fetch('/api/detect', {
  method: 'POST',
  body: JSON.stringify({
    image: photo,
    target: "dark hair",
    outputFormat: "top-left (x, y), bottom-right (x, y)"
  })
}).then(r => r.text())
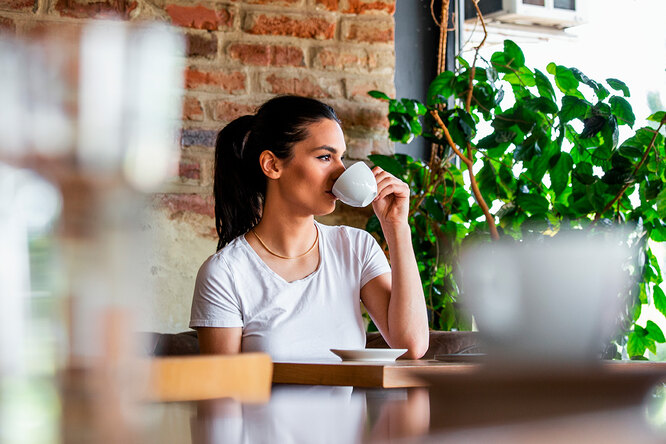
top-left (214, 95), bottom-right (341, 251)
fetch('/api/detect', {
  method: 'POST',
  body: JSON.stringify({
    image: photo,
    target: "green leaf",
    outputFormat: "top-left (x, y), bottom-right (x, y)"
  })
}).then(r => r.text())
top-left (550, 151), bottom-right (573, 195)
top-left (609, 96), bottom-right (636, 127)
top-left (457, 56), bottom-right (470, 69)
top-left (559, 96), bottom-right (590, 122)
top-left (368, 90), bottom-right (390, 100)
top-left (627, 330), bottom-right (649, 358)
top-left (401, 99), bottom-right (419, 117)
top-left (424, 196), bottom-right (445, 222)
top-left (619, 128), bottom-right (656, 159)
top-left (648, 111), bottom-right (666, 123)
top-left (646, 320), bottom-right (666, 343)
top-left (580, 115), bottom-right (606, 139)
top-left (504, 40), bottom-right (525, 68)
top-left (572, 162), bottom-right (596, 185)
top-left (516, 193), bottom-right (549, 214)
top-left (654, 285), bottom-right (666, 319)
top-left (618, 145), bottom-right (643, 159)
top-left (368, 154), bottom-right (406, 178)
top-left (524, 96), bottom-right (558, 114)
top-left (607, 78), bottom-right (630, 97)
top-left (571, 67), bottom-right (609, 100)
top-left (388, 125), bottom-right (411, 144)
top-left (550, 64), bottom-right (580, 95)
top-left (427, 71), bottom-right (455, 106)
top-left (457, 110), bottom-right (477, 139)
top-left (657, 187), bottom-right (666, 219)
top-left (409, 118), bottom-right (423, 135)
top-left (504, 66), bottom-right (535, 87)
top-left (643, 177), bottom-right (662, 201)
top-left (534, 69), bottom-right (555, 100)
top-left (365, 214), bottom-right (381, 233)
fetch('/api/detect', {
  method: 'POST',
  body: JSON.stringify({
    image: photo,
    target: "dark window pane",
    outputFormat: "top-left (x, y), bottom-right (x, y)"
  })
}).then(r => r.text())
top-left (523, 0), bottom-right (545, 5)
top-left (554, 0), bottom-right (575, 10)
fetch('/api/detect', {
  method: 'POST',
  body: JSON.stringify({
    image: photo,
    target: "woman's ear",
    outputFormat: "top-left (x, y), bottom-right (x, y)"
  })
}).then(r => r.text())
top-left (259, 150), bottom-right (282, 179)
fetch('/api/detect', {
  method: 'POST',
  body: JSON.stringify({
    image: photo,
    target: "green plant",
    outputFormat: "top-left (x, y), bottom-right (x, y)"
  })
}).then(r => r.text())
top-left (367, 39), bottom-right (666, 359)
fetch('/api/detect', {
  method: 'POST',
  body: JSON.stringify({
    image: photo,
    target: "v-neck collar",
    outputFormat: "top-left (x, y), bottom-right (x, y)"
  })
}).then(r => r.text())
top-left (240, 222), bottom-right (323, 285)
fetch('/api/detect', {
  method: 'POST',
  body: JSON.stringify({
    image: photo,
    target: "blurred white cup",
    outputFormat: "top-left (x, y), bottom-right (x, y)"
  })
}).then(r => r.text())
top-left (459, 232), bottom-right (634, 364)
top-left (332, 162), bottom-right (377, 207)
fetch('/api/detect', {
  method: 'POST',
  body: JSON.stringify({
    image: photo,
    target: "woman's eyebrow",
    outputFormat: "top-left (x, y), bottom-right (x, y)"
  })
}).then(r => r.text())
top-left (311, 145), bottom-right (344, 155)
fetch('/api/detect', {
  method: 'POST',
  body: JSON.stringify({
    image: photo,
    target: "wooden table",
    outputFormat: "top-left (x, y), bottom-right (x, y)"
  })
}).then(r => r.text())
top-left (273, 359), bottom-right (666, 388)
top-left (272, 359), bottom-right (478, 387)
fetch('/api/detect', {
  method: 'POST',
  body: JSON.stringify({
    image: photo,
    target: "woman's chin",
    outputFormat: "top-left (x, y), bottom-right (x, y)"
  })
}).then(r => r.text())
top-left (315, 202), bottom-right (338, 216)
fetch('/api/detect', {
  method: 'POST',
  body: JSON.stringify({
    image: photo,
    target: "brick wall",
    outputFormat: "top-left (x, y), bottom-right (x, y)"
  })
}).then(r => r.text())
top-left (0, 0), bottom-right (395, 234)
top-left (1, 0), bottom-right (396, 332)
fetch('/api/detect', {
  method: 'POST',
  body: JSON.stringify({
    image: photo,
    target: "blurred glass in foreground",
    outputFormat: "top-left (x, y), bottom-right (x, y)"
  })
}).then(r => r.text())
top-left (0, 19), bottom-right (184, 444)
top-left (459, 230), bottom-right (637, 364)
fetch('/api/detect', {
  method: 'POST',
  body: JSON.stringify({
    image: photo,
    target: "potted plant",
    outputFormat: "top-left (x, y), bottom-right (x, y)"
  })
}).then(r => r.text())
top-left (367, 37), bottom-right (666, 359)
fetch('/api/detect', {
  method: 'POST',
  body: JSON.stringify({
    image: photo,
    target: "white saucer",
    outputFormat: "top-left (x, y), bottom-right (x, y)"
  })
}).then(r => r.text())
top-left (330, 348), bottom-right (408, 362)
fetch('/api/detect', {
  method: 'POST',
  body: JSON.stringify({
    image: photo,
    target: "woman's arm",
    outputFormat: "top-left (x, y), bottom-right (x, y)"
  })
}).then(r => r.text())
top-left (360, 168), bottom-right (429, 359)
top-left (197, 327), bottom-right (242, 354)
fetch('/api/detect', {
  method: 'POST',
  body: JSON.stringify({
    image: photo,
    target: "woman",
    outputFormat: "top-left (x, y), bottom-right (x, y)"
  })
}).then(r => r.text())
top-left (190, 95), bottom-right (429, 360)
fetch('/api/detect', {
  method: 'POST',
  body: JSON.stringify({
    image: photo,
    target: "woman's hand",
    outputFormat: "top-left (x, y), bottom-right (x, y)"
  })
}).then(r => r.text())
top-left (372, 167), bottom-right (410, 227)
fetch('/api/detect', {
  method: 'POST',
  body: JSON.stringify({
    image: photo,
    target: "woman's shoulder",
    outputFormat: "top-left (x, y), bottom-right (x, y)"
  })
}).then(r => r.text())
top-left (198, 235), bottom-right (248, 275)
top-left (317, 222), bottom-right (374, 245)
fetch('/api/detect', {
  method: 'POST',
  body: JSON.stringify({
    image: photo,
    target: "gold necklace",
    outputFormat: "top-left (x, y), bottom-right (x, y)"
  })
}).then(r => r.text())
top-left (251, 226), bottom-right (319, 259)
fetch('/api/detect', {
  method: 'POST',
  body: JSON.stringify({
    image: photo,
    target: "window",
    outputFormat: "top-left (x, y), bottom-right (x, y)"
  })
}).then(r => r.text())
top-left (554, 0), bottom-right (575, 10)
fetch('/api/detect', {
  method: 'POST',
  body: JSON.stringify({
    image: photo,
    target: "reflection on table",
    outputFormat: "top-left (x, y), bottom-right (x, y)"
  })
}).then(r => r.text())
top-left (133, 383), bottom-right (666, 444)
top-left (141, 386), bottom-right (431, 444)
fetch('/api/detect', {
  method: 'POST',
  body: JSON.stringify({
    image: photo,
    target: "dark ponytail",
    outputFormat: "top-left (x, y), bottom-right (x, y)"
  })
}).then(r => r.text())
top-left (213, 95), bottom-right (340, 251)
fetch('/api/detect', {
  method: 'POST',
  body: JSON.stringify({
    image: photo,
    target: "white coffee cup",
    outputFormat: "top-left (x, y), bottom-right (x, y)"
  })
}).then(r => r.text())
top-left (332, 162), bottom-right (377, 207)
top-left (459, 232), bottom-right (634, 364)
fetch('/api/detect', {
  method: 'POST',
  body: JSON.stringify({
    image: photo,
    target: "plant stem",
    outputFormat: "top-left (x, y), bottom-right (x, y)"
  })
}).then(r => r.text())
top-left (593, 122), bottom-right (664, 221)
top-left (431, 110), bottom-right (500, 240)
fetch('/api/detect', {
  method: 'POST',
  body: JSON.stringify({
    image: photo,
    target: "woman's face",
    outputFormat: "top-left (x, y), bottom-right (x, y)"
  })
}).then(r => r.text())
top-left (271, 118), bottom-right (347, 216)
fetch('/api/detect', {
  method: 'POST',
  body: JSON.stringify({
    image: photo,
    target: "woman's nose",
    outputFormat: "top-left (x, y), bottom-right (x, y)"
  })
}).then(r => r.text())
top-left (332, 163), bottom-right (346, 181)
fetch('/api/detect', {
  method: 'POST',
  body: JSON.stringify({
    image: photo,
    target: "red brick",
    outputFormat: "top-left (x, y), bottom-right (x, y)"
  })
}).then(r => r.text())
top-left (0, 16), bottom-right (16, 32)
top-left (313, 47), bottom-right (367, 71)
top-left (342, 18), bottom-right (393, 43)
top-left (345, 137), bottom-right (373, 159)
top-left (314, 0), bottom-right (338, 11)
top-left (158, 193), bottom-right (214, 219)
top-left (166, 4), bottom-right (232, 31)
top-left (186, 32), bottom-right (218, 58)
top-left (371, 138), bottom-right (392, 155)
top-left (263, 73), bottom-right (342, 98)
top-left (55, 0), bottom-right (135, 19)
top-left (367, 48), bottom-right (394, 72)
top-left (345, 77), bottom-right (394, 100)
top-left (183, 96), bottom-right (204, 121)
top-left (229, 43), bottom-right (304, 67)
top-left (181, 129), bottom-right (217, 147)
top-left (344, 137), bottom-right (392, 159)
top-left (179, 160), bottom-right (201, 180)
top-left (212, 100), bottom-right (257, 122)
top-left (335, 103), bottom-right (389, 130)
top-left (229, 43), bottom-right (269, 66)
top-left (272, 46), bottom-right (305, 66)
top-left (243, 0), bottom-right (300, 4)
top-left (185, 68), bottom-right (246, 93)
top-left (245, 13), bottom-right (335, 40)
top-left (0, 0), bottom-right (34, 11)
top-left (342, 0), bottom-right (395, 15)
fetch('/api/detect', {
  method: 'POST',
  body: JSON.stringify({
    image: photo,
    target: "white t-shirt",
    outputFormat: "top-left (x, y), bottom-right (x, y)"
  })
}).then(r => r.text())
top-left (189, 222), bottom-right (391, 361)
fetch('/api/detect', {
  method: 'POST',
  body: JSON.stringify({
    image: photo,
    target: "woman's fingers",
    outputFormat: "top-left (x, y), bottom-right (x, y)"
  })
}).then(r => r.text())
top-left (372, 167), bottom-right (409, 201)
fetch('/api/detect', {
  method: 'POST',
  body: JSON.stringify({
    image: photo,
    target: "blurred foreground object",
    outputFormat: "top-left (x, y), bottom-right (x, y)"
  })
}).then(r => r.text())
top-left (459, 231), bottom-right (636, 364)
top-left (0, 19), bottom-right (184, 444)
top-left (144, 354), bottom-right (273, 403)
